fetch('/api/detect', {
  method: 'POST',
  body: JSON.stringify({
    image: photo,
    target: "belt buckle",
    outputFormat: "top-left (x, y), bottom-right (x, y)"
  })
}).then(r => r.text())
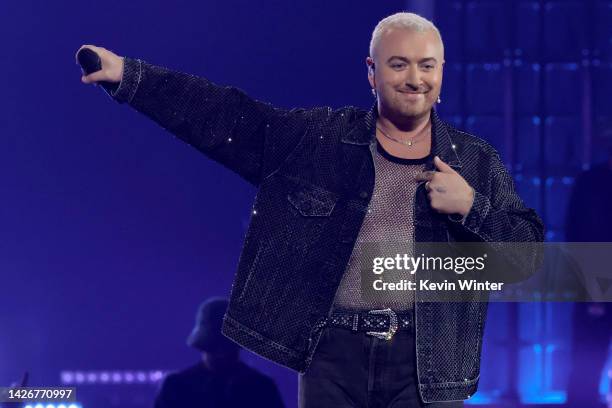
top-left (366, 308), bottom-right (398, 340)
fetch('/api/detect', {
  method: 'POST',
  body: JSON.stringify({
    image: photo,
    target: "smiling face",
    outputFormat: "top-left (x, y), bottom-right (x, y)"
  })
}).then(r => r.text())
top-left (367, 27), bottom-right (444, 123)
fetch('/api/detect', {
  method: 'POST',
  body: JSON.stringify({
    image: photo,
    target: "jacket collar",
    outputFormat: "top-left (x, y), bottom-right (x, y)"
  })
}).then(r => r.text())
top-left (341, 103), bottom-right (462, 170)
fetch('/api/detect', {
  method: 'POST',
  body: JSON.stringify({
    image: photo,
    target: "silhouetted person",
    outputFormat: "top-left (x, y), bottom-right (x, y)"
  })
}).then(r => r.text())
top-left (154, 298), bottom-right (284, 408)
top-left (565, 141), bottom-right (612, 408)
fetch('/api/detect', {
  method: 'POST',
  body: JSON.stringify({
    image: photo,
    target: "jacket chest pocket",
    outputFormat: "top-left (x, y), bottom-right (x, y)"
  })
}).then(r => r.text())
top-left (287, 182), bottom-right (338, 217)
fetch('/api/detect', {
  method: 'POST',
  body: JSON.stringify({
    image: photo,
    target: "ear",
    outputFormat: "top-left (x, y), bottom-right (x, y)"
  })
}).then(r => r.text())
top-left (366, 56), bottom-right (376, 89)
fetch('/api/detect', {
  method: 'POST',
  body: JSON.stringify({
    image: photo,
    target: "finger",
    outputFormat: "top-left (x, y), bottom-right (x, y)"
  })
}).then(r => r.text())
top-left (81, 70), bottom-right (107, 84)
top-left (434, 156), bottom-right (455, 174)
top-left (434, 185), bottom-right (447, 193)
top-left (425, 181), bottom-right (432, 192)
top-left (428, 194), bottom-right (440, 211)
top-left (415, 170), bottom-right (436, 182)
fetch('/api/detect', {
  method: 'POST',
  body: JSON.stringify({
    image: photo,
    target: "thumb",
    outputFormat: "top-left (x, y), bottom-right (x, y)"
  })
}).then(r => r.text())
top-left (434, 156), bottom-right (455, 173)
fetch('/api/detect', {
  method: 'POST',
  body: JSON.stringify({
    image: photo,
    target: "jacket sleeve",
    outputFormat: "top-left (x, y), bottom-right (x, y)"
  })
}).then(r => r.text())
top-left (449, 147), bottom-right (545, 282)
top-left (460, 150), bottom-right (544, 244)
top-left (110, 56), bottom-right (312, 186)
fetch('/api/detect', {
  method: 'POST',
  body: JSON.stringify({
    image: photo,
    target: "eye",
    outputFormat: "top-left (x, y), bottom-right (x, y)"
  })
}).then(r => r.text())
top-left (422, 64), bottom-right (435, 70)
top-left (391, 63), bottom-right (406, 69)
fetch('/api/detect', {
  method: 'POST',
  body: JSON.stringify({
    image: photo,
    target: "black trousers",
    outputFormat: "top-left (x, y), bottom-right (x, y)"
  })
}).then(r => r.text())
top-left (298, 326), bottom-right (465, 408)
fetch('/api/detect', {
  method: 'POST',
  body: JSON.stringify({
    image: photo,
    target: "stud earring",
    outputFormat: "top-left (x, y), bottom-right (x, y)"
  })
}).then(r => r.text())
top-left (371, 88), bottom-right (377, 98)
top-left (437, 96), bottom-right (442, 104)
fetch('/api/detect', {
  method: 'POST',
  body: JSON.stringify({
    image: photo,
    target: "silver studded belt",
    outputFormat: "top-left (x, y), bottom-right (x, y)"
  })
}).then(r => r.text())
top-left (325, 308), bottom-right (413, 340)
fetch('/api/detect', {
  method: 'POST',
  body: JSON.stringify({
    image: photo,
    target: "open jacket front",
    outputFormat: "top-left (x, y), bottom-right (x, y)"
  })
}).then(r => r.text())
top-left (111, 57), bottom-right (544, 403)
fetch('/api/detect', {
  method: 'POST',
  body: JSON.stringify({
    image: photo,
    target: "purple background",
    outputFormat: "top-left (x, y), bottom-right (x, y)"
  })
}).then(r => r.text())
top-left (1, 0), bottom-right (610, 407)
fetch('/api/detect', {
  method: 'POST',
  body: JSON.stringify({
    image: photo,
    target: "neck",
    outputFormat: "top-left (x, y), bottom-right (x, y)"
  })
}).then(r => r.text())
top-left (201, 352), bottom-right (240, 372)
top-left (377, 105), bottom-right (431, 135)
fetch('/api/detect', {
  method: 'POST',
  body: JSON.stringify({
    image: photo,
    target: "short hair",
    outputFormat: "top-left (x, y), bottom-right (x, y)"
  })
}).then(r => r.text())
top-left (369, 12), bottom-right (444, 58)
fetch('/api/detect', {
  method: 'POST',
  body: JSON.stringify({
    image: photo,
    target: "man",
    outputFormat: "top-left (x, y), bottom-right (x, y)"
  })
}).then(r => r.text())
top-left (154, 297), bottom-right (285, 408)
top-left (78, 12), bottom-right (544, 407)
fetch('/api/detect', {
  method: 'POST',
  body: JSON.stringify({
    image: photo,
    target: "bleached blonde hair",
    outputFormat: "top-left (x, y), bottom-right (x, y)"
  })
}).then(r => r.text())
top-left (369, 12), bottom-right (444, 58)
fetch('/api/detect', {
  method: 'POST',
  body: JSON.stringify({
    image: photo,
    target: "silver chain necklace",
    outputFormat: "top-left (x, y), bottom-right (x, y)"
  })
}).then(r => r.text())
top-left (376, 125), bottom-right (429, 147)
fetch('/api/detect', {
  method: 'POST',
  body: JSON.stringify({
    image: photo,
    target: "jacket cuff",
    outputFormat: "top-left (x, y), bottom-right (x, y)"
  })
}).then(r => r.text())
top-left (452, 190), bottom-right (491, 234)
top-left (110, 56), bottom-right (142, 104)
top-left (447, 212), bottom-right (467, 225)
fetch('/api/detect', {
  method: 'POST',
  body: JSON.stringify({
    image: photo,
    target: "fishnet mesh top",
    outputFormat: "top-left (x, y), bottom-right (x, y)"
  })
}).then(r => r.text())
top-left (332, 140), bottom-right (430, 312)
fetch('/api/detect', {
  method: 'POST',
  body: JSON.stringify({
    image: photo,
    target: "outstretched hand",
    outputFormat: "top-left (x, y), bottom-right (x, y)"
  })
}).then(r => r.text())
top-left (75, 44), bottom-right (124, 85)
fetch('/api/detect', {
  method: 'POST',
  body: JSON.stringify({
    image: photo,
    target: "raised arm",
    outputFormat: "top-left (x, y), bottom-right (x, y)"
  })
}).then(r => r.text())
top-left (77, 45), bottom-right (313, 186)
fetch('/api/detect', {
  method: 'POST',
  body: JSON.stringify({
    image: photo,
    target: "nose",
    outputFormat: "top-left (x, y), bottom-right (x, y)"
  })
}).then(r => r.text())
top-left (404, 65), bottom-right (421, 90)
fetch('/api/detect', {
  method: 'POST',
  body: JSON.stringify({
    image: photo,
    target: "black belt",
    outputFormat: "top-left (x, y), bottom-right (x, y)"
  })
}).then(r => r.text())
top-left (323, 308), bottom-right (413, 340)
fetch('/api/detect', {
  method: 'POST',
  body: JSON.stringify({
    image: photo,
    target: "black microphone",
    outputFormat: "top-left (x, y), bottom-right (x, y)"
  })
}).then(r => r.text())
top-left (76, 47), bottom-right (119, 96)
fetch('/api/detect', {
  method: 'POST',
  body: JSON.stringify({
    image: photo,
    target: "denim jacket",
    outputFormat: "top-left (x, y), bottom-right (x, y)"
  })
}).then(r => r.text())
top-left (110, 57), bottom-right (544, 403)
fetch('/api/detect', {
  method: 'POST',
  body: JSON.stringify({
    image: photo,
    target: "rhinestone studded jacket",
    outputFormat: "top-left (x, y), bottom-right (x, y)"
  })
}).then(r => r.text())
top-left (109, 57), bottom-right (544, 403)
